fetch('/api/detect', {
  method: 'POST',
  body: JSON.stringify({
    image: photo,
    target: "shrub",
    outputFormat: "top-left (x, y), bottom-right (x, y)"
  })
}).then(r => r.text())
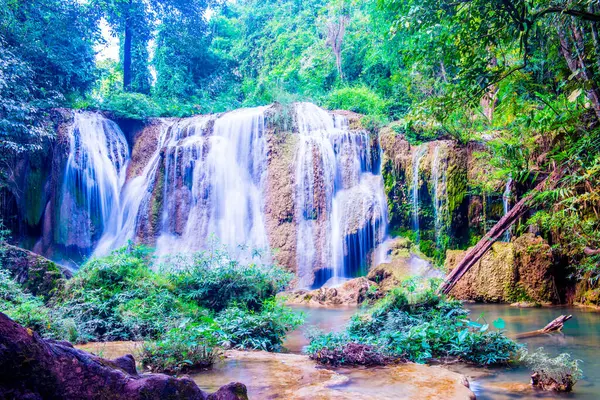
top-left (215, 298), bottom-right (304, 351)
top-left (56, 246), bottom-right (204, 342)
top-left (306, 278), bottom-right (521, 366)
top-left (141, 322), bottom-right (221, 374)
top-left (169, 248), bottom-right (294, 312)
top-left (0, 270), bottom-right (76, 341)
top-left (101, 92), bottom-right (160, 120)
top-left (520, 348), bottom-right (583, 392)
top-left (325, 86), bottom-right (387, 116)
top-left (306, 331), bottom-right (387, 366)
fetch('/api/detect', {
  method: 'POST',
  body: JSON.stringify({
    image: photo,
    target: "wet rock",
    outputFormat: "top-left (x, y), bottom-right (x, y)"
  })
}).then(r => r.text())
top-left (445, 233), bottom-right (557, 303)
top-left (284, 277), bottom-right (377, 306)
top-left (206, 383), bottom-right (249, 400)
top-left (0, 244), bottom-right (71, 299)
top-left (264, 121), bottom-right (298, 275)
top-left (0, 312), bottom-right (247, 400)
top-left (194, 351), bottom-right (475, 400)
top-left (126, 119), bottom-right (163, 181)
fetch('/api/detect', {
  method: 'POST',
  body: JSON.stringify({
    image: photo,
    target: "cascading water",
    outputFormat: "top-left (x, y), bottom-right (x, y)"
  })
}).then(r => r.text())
top-left (294, 103), bottom-right (388, 288)
top-left (52, 103), bottom-right (390, 288)
top-left (57, 112), bottom-right (130, 253)
top-left (95, 119), bottom-right (172, 255)
top-left (431, 144), bottom-right (448, 249)
top-left (156, 107), bottom-right (269, 257)
top-left (502, 176), bottom-right (513, 242)
top-left (411, 145), bottom-right (427, 244)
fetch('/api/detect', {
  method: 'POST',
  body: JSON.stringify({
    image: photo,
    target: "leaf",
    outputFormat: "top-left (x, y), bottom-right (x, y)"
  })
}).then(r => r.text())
top-left (492, 318), bottom-right (506, 330)
top-left (457, 329), bottom-right (468, 343)
top-left (479, 324), bottom-right (489, 333)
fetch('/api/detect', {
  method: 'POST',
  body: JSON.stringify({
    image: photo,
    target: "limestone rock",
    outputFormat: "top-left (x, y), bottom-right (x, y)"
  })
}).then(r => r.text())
top-left (0, 312), bottom-right (247, 400)
top-left (284, 277), bottom-right (376, 306)
top-left (445, 234), bottom-right (557, 303)
top-left (0, 244), bottom-right (71, 299)
top-left (126, 119), bottom-right (163, 181)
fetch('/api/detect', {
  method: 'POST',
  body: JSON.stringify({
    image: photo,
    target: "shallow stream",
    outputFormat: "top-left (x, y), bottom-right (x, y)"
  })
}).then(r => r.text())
top-left (281, 304), bottom-right (600, 399)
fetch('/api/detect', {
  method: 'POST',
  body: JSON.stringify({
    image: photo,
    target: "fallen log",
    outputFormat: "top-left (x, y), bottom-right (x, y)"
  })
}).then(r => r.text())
top-left (515, 314), bottom-right (572, 339)
top-left (439, 168), bottom-right (564, 295)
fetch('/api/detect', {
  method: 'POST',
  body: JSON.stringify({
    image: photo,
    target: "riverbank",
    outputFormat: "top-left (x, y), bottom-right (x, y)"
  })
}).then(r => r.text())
top-left (75, 343), bottom-right (475, 399)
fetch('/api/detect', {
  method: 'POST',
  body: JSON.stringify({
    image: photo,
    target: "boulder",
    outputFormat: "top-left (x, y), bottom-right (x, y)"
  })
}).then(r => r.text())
top-left (0, 244), bottom-right (72, 299)
top-left (0, 312), bottom-right (248, 400)
top-left (284, 277), bottom-right (376, 306)
top-left (445, 234), bottom-right (557, 304)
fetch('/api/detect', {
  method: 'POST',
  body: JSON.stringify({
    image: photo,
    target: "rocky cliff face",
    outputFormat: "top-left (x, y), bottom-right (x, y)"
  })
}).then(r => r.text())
top-left (380, 128), bottom-right (514, 261)
top-left (445, 233), bottom-right (558, 304)
top-left (5, 105), bottom-right (388, 288)
top-left (4, 106), bottom-right (567, 298)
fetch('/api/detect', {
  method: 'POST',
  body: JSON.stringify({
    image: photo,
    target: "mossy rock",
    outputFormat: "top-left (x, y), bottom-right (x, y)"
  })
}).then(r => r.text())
top-left (0, 244), bottom-right (71, 300)
top-left (445, 234), bottom-right (557, 304)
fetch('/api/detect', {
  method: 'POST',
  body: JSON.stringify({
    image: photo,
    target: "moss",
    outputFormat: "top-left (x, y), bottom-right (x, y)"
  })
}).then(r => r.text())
top-left (150, 166), bottom-right (165, 231)
top-left (446, 162), bottom-right (467, 216)
top-left (505, 282), bottom-right (535, 304)
top-left (24, 168), bottom-right (49, 227)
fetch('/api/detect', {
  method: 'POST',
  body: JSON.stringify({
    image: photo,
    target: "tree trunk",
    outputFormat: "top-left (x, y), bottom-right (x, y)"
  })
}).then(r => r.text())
top-left (439, 169), bottom-right (564, 295)
top-left (515, 315), bottom-right (572, 339)
top-left (327, 16), bottom-right (348, 81)
top-left (480, 56), bottom-right (498, 122)
top-left (557, 22), bottom-right (600, 119)
top-left (123, 0), bottom-right (133, 91)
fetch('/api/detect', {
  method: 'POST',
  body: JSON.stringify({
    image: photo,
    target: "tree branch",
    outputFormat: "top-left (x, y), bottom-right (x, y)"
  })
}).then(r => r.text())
top-left (533, 7), bottom-right (600, 22)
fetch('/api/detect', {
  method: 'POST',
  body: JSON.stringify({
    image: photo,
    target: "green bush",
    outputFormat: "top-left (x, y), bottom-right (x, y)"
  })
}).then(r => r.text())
top-left (169, 248), bottom-right (294, 312)
top-left (520, 348), bottom-right (583, 392)
top-left (101, 92), bottom-right (160, 120)
top-left (215, 298), bottom-right (304, 351)
top-left (325, 86), bottom-right (387, 116)
top-left (141, 321), bottom-right (221, 374)
top-left (0, 270), bottom-right (76, 341)
top-left (307, 278), bottom-right (521, 366)
top-left (56, 246), bottom-right (204, 342)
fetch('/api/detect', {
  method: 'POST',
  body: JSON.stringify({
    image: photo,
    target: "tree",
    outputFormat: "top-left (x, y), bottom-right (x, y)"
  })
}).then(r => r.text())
top-left (0, 0), bottom-right (99, 155)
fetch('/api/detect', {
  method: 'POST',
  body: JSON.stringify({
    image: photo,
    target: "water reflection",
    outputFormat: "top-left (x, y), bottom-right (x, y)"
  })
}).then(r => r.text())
top-left (466, 304), bottom-right (600, 400)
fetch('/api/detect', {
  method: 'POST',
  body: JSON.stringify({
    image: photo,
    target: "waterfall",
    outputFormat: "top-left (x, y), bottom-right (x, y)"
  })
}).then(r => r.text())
top-left (502, 176), bottom-right (513, 242)
top-left (294, 103), bottom-right (387, 288)
top-left (95, 119), bottom-right (172, 255)
top-left (431, 144), bottom-right (448, 249)
top-left (52, 103), bottom-right (389, 288)
top-left (156, 107), bottom-right (269, 257)
top-left (411, 145), bottom-right (427, 243)
top-left (58, 112), bottom-right (129, 251)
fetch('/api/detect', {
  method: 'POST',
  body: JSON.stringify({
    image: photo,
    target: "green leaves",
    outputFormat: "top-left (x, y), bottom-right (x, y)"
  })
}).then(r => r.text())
top-left (307, 279), bottom-right (520, 366)
top-left (493, 318), bottom-right (506, 330)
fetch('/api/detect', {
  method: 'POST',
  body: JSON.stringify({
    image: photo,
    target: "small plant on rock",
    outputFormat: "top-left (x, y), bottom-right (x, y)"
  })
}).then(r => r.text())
top-left (520, 348), bottom-right (583, 392)
top-left (141, 321), bottom-right (221, 374)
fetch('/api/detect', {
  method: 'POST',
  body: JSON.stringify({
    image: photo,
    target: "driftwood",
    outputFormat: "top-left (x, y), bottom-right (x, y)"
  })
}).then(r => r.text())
top-left (439, 168), bottom-right (564, 295)
top-left (515, 315), bottom-right (573, 339)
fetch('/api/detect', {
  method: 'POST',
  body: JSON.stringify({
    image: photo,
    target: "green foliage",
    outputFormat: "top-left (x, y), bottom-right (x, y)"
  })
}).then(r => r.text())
top-left (101, 92), bottom-right (160, 120)
top-left (16, 244), bottom-right (303, 359)
top-left (325, 86), bottom-right (387, 116)
top-left (169, 247), bottom-right (294, 312)
top-left (0, 0), bottom-right (98, 158)
top-left (141, 322), bottom-right (221, 374)
top-left (307, 279), bottom-right (521, 366)
top-left (0, 270), bottom-right (76, 341)
top-left (56, 245), bottom-right (205, 342)
top-left (215, 298), bottom-right (304, 352)
top-left (520, 348), bottom-right (583, 392)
